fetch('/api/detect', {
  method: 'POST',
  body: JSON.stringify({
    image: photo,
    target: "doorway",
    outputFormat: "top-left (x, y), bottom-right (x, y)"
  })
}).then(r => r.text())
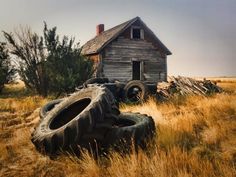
top-left (132, 61), bottom-right (141, 80)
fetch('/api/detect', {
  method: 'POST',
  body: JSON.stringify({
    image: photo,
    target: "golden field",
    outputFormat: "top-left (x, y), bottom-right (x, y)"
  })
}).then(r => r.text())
top-left (0, 79), bottom-right (236, 177)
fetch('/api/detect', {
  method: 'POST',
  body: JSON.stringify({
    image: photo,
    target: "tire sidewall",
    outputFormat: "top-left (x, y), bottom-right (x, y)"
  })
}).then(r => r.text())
top-left (123, 80), bottom-right (149, 102)
top-left (39, 99), bottom-right (63, 119)
top-left (105, 113), bottom-right (155, 147)
top-left (85, 77), bottom-right (109, 85)
top-left (37, 86), bottom-right (105, 136)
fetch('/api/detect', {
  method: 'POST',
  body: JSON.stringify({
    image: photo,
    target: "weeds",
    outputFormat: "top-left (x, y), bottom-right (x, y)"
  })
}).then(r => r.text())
top-left (0, 81), bottom-right (236, 176)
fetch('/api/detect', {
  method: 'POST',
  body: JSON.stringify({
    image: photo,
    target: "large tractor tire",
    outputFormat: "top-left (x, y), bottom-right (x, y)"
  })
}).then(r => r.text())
top-left (123, 80), bottom-right (149, 103)
top-left (31, 85), bottom-right (119, 155)
top-left (39, 99), bottom-right (63, 119)
top-left (84, 77), bottom-right (109, 85)
top-left (103, 82), bottom-right (125, 102)
top-left (101, 112), bottom-right (155, 151)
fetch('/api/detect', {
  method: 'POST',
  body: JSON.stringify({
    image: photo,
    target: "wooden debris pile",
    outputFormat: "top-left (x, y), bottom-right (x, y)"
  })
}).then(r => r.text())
top-left (156, 76), bottom-right (222, 101)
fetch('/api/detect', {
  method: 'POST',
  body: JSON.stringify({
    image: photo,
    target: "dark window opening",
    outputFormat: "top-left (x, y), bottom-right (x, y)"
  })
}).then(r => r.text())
top-left (132, 28), bottom-right (141, 39)
top-left (132, 61), bottom-right (141, 80)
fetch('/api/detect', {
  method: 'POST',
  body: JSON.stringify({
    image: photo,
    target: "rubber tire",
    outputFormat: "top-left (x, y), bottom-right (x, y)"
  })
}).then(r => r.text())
top-left (39, 97), bottom-right (119, 120)
top-left (147, 84), bottom-right (157, 95)
top-left (103, 112), bottom-right (155, 151)
top-left (31, 85), bottom-right (119, 155)
top-left (84, 77), bottom-right (109, 85)
top-left (103, 83), bottom-right (117, 97)
top-left (39, 99), bottom-right (63, 119)
top-left (123, 80), bottom-right (149, 103)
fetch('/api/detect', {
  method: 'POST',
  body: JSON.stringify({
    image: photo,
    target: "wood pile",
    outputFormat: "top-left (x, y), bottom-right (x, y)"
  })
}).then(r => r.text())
top-left (156, 76), bottom-right (222, 101)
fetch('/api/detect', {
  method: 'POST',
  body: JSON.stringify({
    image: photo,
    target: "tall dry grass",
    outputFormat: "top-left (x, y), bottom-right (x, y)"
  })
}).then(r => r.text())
top-left (116, 83), bottom-right (236, 177)
top-left (0, 81), bottom-right (236, 177)
top-left (0, 82), bottom-right (48, 113)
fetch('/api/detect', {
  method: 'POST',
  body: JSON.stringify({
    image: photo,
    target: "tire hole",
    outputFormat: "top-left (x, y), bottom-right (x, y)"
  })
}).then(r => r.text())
top-left (49, 98), bottom-right (91, 130)
top-left (127, 86), bottom-right (142, 102)
top-left (113, 118), bottom-right (135, 127)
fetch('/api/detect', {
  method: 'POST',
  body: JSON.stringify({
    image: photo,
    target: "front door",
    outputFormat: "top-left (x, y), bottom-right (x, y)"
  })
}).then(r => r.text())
top-left (132, 61), bottom-right (141, 80)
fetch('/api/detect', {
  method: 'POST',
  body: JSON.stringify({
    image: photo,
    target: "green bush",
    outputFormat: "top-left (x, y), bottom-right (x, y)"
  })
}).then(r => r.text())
top-left (3, 23), bottom-right (93, 97)
top-left (44, 24), bottom-right (94, 96)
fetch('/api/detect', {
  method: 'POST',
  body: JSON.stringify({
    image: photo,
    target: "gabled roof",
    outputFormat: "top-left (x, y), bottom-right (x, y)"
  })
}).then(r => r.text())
top-left (81, 17), bottom-right (172, 55)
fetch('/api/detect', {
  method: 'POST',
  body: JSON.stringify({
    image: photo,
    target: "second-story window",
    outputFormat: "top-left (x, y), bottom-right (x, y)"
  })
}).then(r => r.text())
top-left (133, 28), bottom-right (141, 39)
top-left (131, 27), bottom-right (144, 39)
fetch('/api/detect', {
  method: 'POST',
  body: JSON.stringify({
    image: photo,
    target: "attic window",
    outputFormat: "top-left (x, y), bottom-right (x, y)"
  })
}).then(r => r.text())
top-left (131, 27), bottom-right (144, 39)
top-left (133, 29), bottom-right (140, 39)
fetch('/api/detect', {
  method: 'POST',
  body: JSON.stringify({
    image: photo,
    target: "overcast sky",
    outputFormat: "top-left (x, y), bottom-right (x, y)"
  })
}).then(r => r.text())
top-left (0, 0), bottom-right (235, 77)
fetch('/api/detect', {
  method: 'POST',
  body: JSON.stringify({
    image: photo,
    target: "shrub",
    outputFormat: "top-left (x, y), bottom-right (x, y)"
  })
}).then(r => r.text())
top-left (43, 24), bottom-right (94, 96)
top-left (3, 23), bottom-right (94, 96)
top-left (0, 42), bottom-right (15, 93)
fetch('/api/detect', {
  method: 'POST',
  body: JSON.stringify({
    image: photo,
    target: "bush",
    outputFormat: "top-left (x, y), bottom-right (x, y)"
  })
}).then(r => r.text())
top-left (44, 24), bottom-right (94, 96)
top-left (0, 42), bottom-right (15, 93)
top-left (3, 23), bottom-right (94, 96)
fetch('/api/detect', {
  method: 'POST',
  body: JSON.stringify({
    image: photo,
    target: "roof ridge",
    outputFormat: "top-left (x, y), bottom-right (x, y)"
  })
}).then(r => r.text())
top-left (81, 17), bottom-right (138, 55)
top-left (99, 16), bottom-right (138, 35)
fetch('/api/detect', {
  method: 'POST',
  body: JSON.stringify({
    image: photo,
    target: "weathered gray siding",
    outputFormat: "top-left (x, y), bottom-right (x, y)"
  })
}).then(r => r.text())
top-left (102, 37), bottom-right (167, 83)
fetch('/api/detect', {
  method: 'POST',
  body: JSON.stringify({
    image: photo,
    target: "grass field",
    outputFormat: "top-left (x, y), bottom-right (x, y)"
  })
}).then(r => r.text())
top-left (0, 78), bottom-right (236, 177)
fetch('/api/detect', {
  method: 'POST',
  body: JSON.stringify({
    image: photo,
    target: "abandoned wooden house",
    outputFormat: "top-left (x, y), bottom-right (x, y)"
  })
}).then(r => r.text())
top-left (81, 16), bottom-right (172, 83)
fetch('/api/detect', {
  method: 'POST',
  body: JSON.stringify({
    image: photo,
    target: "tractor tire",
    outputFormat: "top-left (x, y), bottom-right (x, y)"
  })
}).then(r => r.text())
top-left (123, 80), bottom-right (149, 103)
top-left (39, 95), bottom-right (119, 119)
top-left (84, 77), bottom-right (109, 85)
top-left (102, 112), bottom-right (155, 151)
top-left (39, 99), bottom-right (63, 119)
top-left (31, 85), bottom-right (119, 155)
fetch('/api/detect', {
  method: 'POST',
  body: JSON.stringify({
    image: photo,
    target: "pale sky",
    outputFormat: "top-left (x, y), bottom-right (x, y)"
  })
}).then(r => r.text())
top-left (0, 0), bottom-right (235, 77)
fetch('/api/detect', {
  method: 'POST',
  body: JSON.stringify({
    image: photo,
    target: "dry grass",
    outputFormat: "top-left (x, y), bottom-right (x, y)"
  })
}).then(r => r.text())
top-left (194, 76), bottom-right (236, 83)
top-left (0, 79), bottom-right (236, 177)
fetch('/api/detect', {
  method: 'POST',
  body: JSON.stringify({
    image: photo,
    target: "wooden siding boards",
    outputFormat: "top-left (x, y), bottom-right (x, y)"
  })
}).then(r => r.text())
top-left (82, 17), bottom-right (171, 83)
top-left (87, 54), bottom-right (103, 77)
top-left (102, 37), bottom-right (166, 82)
top-left (87, 54), bottom-right (99, 63)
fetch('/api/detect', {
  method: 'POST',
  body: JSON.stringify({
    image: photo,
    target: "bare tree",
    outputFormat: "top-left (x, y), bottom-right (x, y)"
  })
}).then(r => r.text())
top-left (3, 27), bottom-right (48, 96)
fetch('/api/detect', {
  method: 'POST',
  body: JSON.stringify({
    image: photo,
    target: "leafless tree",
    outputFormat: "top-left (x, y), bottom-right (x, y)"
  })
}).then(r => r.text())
top-left (3, 27), bottom-right (48, 96)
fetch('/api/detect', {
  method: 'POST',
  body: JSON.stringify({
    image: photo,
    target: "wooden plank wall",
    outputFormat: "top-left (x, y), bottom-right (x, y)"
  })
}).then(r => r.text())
top-left (102, 37), bottom-right (167, 82)
top-left (87, 54), bottom-right (103, 77)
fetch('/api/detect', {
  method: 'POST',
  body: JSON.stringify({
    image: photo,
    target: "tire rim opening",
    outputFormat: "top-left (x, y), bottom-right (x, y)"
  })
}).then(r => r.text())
top-left (113, 118), bottom-right (135, 127)
top-left (127, 86), bottom-right (142, 102)
top-left (49, 98), bottom-right (91, 130)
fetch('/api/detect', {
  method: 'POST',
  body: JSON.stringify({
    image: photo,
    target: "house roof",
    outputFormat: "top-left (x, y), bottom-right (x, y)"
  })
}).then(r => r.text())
top-left (81, 17), bottom-right (172, 55)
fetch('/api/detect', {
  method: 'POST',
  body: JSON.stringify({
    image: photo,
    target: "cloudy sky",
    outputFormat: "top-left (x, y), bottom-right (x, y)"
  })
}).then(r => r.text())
top-left (0, 0), bottom-right (235, 77)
